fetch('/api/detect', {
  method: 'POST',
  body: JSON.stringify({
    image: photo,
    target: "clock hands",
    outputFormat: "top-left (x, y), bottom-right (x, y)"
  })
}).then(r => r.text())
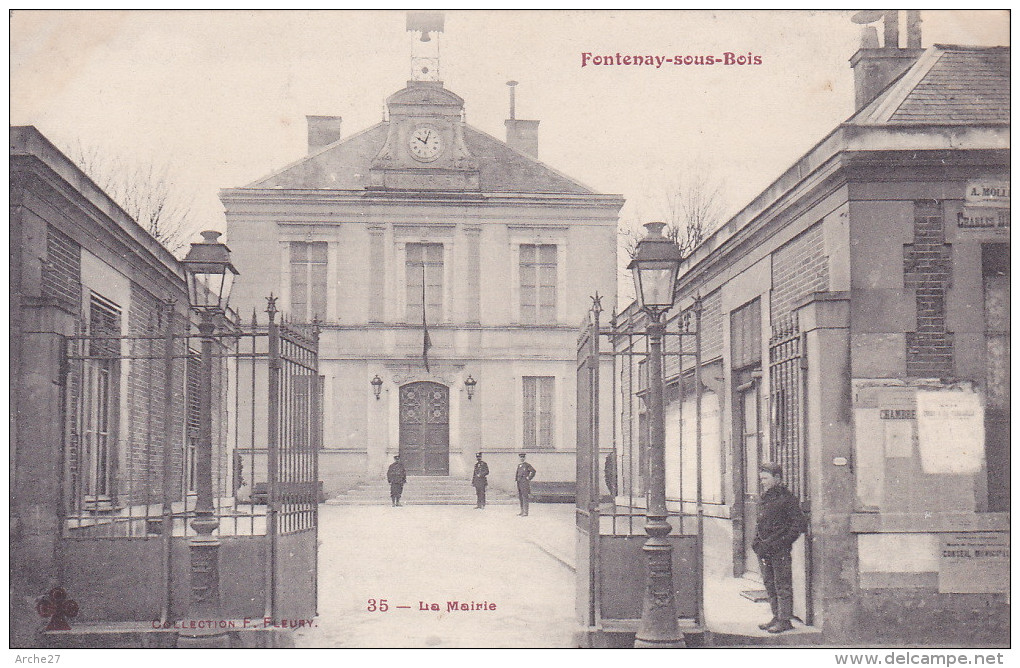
top-left (410, 127), bottom-right (440, 159)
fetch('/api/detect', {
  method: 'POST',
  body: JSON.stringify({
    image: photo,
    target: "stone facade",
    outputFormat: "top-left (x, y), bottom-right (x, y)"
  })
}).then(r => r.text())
top-left (222, 80), bottom-right (622, 494)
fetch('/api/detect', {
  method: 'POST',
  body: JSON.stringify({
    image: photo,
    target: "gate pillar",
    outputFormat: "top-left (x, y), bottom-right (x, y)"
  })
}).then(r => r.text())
top-left (795, 291), bottom-right (851, 640)
top-left (11, 300), bottom-right (76, 646)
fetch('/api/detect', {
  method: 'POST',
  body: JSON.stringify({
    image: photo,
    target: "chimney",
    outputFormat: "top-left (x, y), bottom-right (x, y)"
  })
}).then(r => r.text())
top-left (306, 115), bottom-right (343, 153)
top-left (906, 10), bottom-right (922, 49)
top-left (503, 81), bottom-right (539, 159)
top-left (849, 10), bottom-right (925, 111)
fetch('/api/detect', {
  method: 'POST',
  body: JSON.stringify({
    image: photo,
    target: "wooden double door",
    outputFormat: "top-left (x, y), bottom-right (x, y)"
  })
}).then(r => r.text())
top-left (398, 381), bottom-right (449, 475)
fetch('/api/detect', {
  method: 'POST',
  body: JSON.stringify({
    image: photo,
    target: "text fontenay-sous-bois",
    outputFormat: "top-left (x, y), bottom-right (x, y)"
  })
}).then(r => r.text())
top-left (581, 52), bottom-right (763, 68)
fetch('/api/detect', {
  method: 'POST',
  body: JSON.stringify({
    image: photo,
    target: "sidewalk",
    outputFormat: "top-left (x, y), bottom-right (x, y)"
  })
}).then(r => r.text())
top-left (521, 506), bottom-right (822, 646)
top-left (703, 574), bottom-right (822, 645)
top-left (295, 502), bottom-right (578, 648)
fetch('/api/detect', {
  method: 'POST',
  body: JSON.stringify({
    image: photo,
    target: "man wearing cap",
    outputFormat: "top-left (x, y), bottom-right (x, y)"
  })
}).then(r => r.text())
top-left (515, 453), bottom-right (537, 516)
top-left (386, 455), bottom-right (407, 507)
top-left (752, 462), bottom-right (807, 634)
top-left (472, 452), bottom-right (489, 509)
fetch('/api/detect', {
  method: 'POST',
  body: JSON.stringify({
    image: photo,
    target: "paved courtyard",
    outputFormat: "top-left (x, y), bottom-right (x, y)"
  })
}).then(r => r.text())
top-left (293, 503), bottom-right (577, 648)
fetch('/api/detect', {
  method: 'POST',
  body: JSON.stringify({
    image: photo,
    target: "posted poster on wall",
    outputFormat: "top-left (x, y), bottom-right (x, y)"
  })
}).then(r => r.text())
top-left (915, 389), bottom-right (985, 475)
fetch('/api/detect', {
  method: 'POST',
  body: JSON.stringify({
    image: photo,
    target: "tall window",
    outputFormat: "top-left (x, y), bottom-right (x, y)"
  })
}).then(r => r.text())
top-left (730, 297), bottom-right (762, 370)
top-left (84, 294), bottom-right (120, 499)
top-left (523, 376), bottom-right (555, 449)
top-left (406, 243), bottom-right (443, 322)
top-left (290, 241), bottom-right (327, 322)
top-left (520, 244), bottom-right (557, 324)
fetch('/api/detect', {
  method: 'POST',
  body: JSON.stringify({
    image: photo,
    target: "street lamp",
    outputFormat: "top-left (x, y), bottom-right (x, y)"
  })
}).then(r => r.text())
top-left (628, 221), bottom-right (684, 648)
top-left (371, 374), bottom-right (383, 400)
top-left (179, 230), bottom-right (238, 647)
top-left (464, 375), bottom-right (477, 400)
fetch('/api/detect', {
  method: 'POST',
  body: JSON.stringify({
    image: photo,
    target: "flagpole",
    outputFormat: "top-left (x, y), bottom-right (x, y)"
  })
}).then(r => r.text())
top-left (422, 260), bottom-right (431, 372)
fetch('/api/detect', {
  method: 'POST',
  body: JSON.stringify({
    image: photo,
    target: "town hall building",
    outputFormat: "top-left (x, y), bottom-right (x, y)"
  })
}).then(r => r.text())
top-left (221, 19), bottom-right (623, 494)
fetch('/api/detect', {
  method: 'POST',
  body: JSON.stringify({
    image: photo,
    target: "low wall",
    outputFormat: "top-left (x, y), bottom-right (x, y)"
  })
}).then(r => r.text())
top-left (59, 536), bottom-right (267, 624)
top-left (599, 534), bottom-right (699, 620)
top-left (843, 521), bottom-right (1010, 646)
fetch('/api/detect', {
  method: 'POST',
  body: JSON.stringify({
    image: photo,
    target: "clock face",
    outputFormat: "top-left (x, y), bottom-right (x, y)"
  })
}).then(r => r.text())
top-left (408, 126), bottom-right (443, 162)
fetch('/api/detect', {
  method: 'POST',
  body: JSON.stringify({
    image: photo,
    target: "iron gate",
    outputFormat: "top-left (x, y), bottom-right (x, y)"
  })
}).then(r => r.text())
top-left (576, 294), bottom-right (704, 640)
top-left (59, 296), bottom-right (320, 627)
top-left (767, 311), bottom-right (811, 624)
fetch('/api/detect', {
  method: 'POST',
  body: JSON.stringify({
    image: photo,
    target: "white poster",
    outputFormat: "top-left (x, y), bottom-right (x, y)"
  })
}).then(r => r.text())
top-left (915, 390), bottom-right (985, 474)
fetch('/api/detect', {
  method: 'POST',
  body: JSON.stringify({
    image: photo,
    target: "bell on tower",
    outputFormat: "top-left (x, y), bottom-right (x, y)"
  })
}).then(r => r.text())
top-left (406, 12), bottom-right (444, 82)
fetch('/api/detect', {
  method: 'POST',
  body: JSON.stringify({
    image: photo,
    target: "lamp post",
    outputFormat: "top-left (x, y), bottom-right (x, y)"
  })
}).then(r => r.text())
top-left (179, 230), bottom-right (238, 647)
top-left (628, 222), bottom-right (684, 648)
top-left (464, 375), bottom-right (477, 400)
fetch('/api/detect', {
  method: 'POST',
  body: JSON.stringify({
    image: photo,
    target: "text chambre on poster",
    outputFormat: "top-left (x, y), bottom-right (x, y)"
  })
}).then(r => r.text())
top-left (581, 51), bottom-right (763, 68)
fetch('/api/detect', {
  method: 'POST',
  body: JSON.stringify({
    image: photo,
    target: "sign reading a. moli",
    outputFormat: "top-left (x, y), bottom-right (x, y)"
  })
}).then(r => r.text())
top-left (965, 181), bottom-right (1010, 206)
top-left (960, 180), bottom-right (1010, 229)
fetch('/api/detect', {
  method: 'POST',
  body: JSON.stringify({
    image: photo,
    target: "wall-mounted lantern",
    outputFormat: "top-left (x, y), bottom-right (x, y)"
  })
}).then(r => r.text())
top-left (371, 374), bottom-right (383, 400)
top-left (464, 375), bottom-right (477, 400)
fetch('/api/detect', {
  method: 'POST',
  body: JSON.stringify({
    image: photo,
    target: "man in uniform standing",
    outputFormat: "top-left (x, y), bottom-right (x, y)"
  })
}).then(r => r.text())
top-left (472, 452), bottom-right (489, 509)
top-left (515, 453), bottom-right (537, 516)
top-left (752, 462), bottom-right (807, 634)
top-left (387, 455), bottom-right (407, 507)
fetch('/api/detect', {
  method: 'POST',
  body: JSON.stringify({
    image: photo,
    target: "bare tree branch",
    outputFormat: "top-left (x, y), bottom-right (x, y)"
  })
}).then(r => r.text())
top-left (65, 139), bottom-right (195, 255)
top-left (617, 166), bottom-right (726, 306)
top-left (620, 166), bottom-right (723, 261)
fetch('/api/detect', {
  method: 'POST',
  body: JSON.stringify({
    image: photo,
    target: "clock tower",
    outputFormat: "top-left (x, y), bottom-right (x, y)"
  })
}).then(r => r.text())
top-left (368, 81), bottom-right (479, 191)
top-left (368, 13), bottom-right (479, 191)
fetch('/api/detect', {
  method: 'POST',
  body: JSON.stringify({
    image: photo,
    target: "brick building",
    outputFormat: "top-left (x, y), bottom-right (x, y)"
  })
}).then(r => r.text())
top-left (10, 127), bottom-right (239, 646)
top-left (610, 32), bottom-right (1009, 644)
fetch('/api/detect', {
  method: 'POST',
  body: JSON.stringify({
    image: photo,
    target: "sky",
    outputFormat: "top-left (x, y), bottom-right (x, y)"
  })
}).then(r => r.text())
top-left (10, 10), bottom-right (1010, 257)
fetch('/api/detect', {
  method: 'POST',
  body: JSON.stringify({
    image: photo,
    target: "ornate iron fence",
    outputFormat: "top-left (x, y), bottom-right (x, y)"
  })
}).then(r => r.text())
top-left (58, 297), bottom-right (319, 624)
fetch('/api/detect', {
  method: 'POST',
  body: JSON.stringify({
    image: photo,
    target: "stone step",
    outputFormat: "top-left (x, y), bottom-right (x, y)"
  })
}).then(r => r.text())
top-left (327, 476), bottom-right (518, 506)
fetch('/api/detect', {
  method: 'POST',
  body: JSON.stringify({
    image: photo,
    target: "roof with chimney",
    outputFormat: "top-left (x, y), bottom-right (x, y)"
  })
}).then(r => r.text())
top-left (850, 44), bottom-right (1010, 126)
top-left (245, 121), bottom-right (596, 195)
top-left (679, 42), bottom-right (1009, 277)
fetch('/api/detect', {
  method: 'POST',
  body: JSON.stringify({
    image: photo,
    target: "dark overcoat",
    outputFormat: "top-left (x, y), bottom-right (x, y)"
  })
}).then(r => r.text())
top-left (387, 462), bottom-right (407, 485)
top-left (472, 460), bottom-right (489, 489)
top-left (752, 483), bottom-right (807, 557)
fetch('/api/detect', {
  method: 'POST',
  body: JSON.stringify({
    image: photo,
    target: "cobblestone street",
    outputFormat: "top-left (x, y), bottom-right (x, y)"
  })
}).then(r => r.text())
top-left (293, 503), bottom-right (577, 648)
